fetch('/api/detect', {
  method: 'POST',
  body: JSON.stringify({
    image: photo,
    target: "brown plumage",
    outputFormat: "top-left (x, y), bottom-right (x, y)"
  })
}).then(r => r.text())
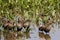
top-left (3, 19), bottom-right (8, 30)
top-left (17, 22), bottom-right (23, 31)
top-left (39, 24), bottom-right (45, 31)
top-left (7, 20), bottom-right (14, 30)
top-left (44, 25), bottom-right (51, 33)
top-left (23, 20), bottom-right (30, 28)
top-left (17, 17), bottom-right (24, 31)
top-left (43, 17), bottom-right (52, 33)
top-left (23, 20), bottom-right (31, 32)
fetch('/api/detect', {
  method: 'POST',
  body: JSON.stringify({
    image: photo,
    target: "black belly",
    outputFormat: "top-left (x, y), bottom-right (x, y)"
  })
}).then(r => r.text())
top-left (3, 26), bottom-right (8, 30)
top-left (23, 26), bottom-right (30, 32)
top-left (17, 27), bottom-right (22, 31)
top-left (23, 26), bottom-right (26, 28)
top-left (44, 28), bottom-right (50, 33)
top-left (8, 27), bottom-right (14, 31)
top-left (39, 27), bottom-right (44, 31)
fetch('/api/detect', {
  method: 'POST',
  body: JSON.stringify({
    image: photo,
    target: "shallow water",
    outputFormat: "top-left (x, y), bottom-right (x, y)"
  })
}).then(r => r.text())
top-left (0, 22), bottom-right (60, 40)
top-left (0, 29), bottom-right (60, 40)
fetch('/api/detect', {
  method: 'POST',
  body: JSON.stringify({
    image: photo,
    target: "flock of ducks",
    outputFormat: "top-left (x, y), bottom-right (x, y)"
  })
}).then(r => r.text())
top-left (3, 18), bottom-right (31, 32)
top-left (2, 16), bottom-right (52, 34)
top-left (1, 15), bottom-right (53, 40)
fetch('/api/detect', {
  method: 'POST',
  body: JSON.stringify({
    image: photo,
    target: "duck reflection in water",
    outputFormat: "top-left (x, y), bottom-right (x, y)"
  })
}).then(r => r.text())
top-left (39, 32), bottom-right (45, 40)
top-left (45, 34), bottom-right (51, 40)
top-left (39, 32), bottom-right (51, 40)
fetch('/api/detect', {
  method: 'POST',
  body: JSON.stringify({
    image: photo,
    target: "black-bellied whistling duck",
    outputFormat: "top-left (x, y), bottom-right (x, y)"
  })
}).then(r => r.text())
top-left (7, 20), bottom-right (14, 30)
top-left (44, 25), bottom-right (51, 34)
top-left (39, 24), bottom-right (45, 32)
top-left (23, 20), bottom-right (31, 38)
top-left (17, 17), bottom-right (24, 31)
top-left (17, 22), bottom-right (23, 31)
top-left (44, 18), bottom-right (52, 33)
top-left (23, 20), bottom-right (31, 32)
top-left (3, 21), bottom-right (8, 30)
top-left (23, 20), bottom-right (30, 28)
top-left (17, 21), bottom-right (24, 38)
top-left (44, 17), bottom-right (52, 34)
top-left (2, 19), bottom-right (8, 30)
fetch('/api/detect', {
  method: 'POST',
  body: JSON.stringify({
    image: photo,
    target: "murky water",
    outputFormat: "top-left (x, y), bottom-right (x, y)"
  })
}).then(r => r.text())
top-left (0, 22), bottom-right (60, 40)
